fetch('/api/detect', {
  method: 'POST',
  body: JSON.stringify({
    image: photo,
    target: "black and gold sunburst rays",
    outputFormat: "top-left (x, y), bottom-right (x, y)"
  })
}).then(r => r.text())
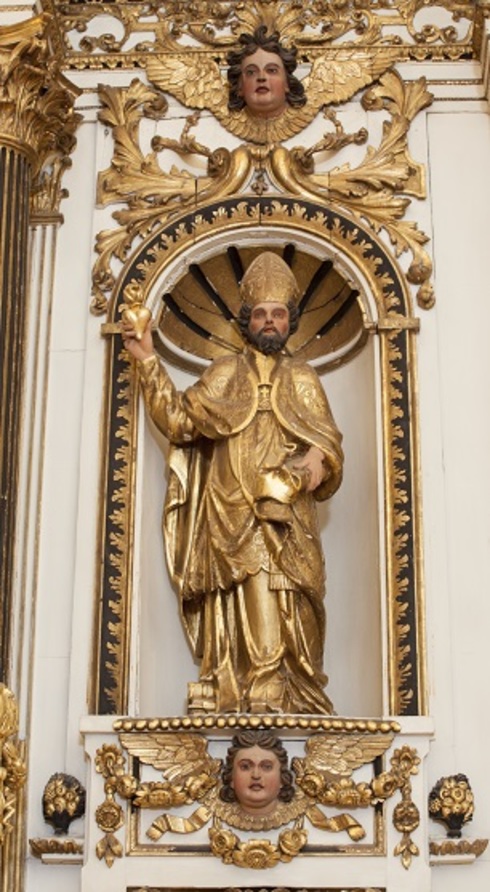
top-left (156, 244), bottom-right (367, 371)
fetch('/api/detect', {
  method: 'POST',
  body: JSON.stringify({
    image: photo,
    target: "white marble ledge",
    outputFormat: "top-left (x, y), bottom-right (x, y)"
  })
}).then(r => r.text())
top-left (80, 713), bottom-right (436, 736)
top-left (29, 836), bottom-right (84, 865)
top-left (429, 837), bottom-right (489, 866)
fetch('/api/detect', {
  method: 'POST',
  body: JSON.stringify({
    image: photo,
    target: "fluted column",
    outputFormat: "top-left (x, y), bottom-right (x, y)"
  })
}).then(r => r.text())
top-left (0, 15), bottom-right (81, 682)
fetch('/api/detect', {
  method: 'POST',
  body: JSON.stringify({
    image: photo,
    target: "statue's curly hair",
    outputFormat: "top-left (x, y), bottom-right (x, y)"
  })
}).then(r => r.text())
top-left (220, 729), bottom-right (295, 804)
top-left (227, 25), bottom-right (306, 112)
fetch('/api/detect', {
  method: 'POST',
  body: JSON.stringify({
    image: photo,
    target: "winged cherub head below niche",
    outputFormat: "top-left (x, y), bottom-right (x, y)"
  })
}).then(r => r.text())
top-left (220, 730), bottom-right (295, 817)
top-left (227, 25), bottom-right (306, 120)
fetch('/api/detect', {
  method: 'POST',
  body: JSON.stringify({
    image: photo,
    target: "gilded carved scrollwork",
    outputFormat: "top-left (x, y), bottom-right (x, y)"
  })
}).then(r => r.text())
top-left (93, 68), bottom-right (434, 313)
top-left (276, 71), bottom-right (435, 308)
top-left (42, 2), bottom-right (488, 69)
top-left (92, 80), bottom-right (252, 313)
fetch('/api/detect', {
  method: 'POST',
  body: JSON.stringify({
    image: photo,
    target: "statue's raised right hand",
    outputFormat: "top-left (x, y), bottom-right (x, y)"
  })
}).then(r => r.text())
top-left (121, 312), bottom-right (155, 363)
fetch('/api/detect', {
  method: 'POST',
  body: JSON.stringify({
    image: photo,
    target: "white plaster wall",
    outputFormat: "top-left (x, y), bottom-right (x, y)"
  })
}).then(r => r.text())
top-left (24, 111), bottom-right (101, 891)
top-left (420, 106), bottom-right (490, 890)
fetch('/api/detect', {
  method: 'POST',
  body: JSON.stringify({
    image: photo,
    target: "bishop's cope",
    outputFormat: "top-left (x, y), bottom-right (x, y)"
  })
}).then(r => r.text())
top-left (122, 253), bottom-right (344, 715)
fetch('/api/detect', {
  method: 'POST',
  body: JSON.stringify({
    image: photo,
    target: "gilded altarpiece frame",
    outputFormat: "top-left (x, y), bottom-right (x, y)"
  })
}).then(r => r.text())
top-left (92, 195), bottom-right (426, 719)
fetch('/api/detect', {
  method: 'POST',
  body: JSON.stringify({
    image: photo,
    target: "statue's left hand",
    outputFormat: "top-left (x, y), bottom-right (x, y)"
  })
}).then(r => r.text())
top-left (292, 446), bottom-right (325, 492)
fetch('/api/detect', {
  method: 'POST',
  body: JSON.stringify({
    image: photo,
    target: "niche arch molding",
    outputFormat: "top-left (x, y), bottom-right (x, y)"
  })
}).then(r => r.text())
top-left (93, 196), bottom-right (426, 719)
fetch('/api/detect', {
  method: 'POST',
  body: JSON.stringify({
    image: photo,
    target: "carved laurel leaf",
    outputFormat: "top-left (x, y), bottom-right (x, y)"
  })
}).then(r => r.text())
top-left (119, 732), bottom-right (221, 784)
top-left (297, 733), bottom-right (394, 779)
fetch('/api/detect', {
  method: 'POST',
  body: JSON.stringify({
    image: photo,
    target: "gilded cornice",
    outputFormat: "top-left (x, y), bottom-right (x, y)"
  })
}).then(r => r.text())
top-left (0, 13), bottom-right (82, 215)
top-left (38, 0), bottom-right (488, 70)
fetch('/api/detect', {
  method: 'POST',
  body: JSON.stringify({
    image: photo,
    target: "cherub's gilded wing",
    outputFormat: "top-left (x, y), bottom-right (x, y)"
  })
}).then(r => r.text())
top-left (304, 47), bottom-right (400, 110)
top-left (298, 732), bottom-right (394, 779)
top-left (146, 52), bottom-right (226, 113)
top-left (119, 732), bottom-right (221, 783)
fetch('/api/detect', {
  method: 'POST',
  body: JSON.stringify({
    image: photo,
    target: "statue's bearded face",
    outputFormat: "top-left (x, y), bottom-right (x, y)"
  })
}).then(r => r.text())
top-left (248, 301), bottom-right (290, 354)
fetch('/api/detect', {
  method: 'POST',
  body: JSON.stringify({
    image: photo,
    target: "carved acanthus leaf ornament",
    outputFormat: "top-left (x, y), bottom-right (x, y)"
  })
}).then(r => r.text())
top-left (93, 81), bottom-right (252, 313)
top-left (93, 66), bottom-right (433, 316)
top-left (0, 14), bottom-right (81, 216)
top-left (277, 70), bottom-right (435, 308)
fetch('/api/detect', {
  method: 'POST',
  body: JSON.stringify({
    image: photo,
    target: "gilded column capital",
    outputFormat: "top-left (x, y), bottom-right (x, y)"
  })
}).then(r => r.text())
top-left (0, 12), bottom-right (82, 216)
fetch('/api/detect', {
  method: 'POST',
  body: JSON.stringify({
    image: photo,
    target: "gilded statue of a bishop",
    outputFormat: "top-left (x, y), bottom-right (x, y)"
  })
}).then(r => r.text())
top-left (122, 252), bottom-right (343, 715)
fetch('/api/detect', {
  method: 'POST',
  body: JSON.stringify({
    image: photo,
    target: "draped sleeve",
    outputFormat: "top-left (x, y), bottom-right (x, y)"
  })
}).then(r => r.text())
top-left (271, 357), bottom-right (344, 501)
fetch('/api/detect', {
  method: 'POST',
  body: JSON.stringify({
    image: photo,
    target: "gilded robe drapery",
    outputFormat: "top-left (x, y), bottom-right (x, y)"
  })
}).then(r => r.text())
top-left (138, 347), bottom-right (343, 713)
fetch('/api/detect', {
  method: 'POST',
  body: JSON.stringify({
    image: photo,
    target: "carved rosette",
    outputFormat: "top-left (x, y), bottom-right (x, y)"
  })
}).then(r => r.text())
top-left (86, 722), bottom-right (432, 870)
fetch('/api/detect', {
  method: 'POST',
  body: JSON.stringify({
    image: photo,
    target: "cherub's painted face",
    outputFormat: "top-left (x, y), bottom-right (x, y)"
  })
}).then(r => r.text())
top-left (238, 48), bottom-right (288, 118)
top-left (231, 745), bottom-right (282, 814)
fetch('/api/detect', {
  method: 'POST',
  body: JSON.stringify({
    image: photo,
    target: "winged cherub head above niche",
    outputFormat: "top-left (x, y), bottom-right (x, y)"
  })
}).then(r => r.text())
top-left (145, 27), bottom-right (399, 145)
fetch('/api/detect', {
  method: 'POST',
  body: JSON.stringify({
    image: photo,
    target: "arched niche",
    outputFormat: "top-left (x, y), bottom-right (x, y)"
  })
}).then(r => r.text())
top-left (93, 197), bottom-right (426, 720)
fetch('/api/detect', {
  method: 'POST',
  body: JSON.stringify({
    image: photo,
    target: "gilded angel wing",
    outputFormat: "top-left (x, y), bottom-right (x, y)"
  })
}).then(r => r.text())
top-left (146, 52), bottom-right (226, 114)
top-left (303, 47), bottom-right (400, 110)
top-left (294, 732), bottom-right (394, 780)
top-left (119, 732), bottom-right (221, 784)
